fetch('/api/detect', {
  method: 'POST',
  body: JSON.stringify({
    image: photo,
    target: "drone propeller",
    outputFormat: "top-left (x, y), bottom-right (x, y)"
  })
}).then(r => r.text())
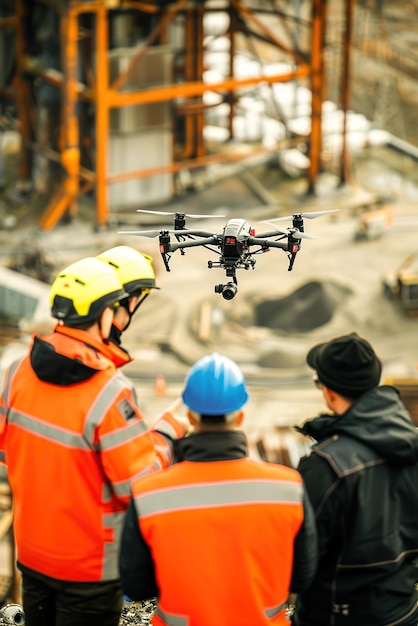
top-left (118, 228), bottom-right (208, 238)
top-left (137, 209), bottom-right (225, 219)
top-left (260, 222), bottom-right (317, 240)
top-left (119, 229), bottom-right (161, 238)
top-left (268, 209), bottom-right (339, 222)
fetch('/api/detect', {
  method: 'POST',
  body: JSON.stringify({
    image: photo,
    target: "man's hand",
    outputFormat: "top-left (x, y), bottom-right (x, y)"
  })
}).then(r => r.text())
top-left (165, 397), bottom-right (193, 436)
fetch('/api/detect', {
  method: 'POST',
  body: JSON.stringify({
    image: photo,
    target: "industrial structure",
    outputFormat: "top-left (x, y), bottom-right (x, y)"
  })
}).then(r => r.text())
top-left (0, 0), bottom-right (352, 230)
top-left (1, 0), bottom-right (417, 231)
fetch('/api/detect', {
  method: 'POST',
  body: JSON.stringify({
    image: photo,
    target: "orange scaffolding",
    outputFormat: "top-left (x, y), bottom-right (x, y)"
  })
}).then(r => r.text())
top-left (9, 0), bottom-right (337, 230)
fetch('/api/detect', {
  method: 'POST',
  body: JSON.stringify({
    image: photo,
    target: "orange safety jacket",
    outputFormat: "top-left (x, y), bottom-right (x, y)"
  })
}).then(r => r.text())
top-left (127, 444), bottom-right (309, 625)
top-left (0, 325), bottom-right (182, 583)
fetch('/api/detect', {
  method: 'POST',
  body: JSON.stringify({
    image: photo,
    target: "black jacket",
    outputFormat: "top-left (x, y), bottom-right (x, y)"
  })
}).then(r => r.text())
top-left (295, 385), bottom-right (418, 626)
top-left (119, 430), bottom-right (318, 601)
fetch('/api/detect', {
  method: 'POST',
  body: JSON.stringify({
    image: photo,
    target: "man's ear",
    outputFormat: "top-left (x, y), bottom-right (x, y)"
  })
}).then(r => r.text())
top-left (322, 385), bottom-right (332, 400)
top-left (234, 410), bottom-right (244, 427)
top-left (100, 307), bottom-right (114, 339)
top-left (322, 386), bottom-right (339, 411)
top-left (323, 386), bottom-right (354, 414)
top-left (187, 410), bottom-right (199, 427)
top-left (128, 295), bottom-right (139, 314)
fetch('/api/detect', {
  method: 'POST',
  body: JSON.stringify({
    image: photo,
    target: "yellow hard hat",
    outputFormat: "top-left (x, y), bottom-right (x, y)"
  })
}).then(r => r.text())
top-left (96, 246), bottom-right (157, 296)
top-left (50, 257), bottom-right (127, 326)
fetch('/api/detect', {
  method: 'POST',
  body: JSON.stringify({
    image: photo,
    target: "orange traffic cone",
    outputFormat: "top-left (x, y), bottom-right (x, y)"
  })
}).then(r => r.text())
top-left (154, 374), bottom-right (167, 396)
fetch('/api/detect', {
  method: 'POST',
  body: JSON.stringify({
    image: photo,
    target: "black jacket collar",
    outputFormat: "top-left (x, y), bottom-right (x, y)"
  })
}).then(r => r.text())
top-left (175, 430), bottom-right (248, 462)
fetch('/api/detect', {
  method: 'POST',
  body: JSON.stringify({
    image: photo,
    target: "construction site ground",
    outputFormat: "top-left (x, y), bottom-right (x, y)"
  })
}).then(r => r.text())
top-left (1, 142), bottom-right (418, 445)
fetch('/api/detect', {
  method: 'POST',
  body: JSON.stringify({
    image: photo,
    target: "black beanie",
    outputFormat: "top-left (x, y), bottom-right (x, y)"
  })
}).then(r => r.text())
top-left (307, 332), bottom-right (382, 398)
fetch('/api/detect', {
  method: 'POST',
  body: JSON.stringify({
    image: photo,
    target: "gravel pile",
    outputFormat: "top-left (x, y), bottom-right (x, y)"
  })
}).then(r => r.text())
top-left (119, 599), bottom-right (157, 625)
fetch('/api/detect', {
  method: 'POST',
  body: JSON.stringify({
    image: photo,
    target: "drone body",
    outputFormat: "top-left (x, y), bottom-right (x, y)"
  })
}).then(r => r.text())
top-left (221, 218), bottom-right (254, 259)
top-left (211, 218), bottom-right (258, 299)
top-left (119, 209), bottom-right (338, 300)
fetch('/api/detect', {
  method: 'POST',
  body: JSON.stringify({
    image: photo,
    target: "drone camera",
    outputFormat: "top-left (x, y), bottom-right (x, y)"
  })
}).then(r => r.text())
top-left (215, 282), bottom-right (238, 300)
top-left (0, 604), bottom-right (25, 625)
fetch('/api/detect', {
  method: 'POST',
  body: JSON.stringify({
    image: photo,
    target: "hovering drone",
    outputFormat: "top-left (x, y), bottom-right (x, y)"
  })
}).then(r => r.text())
top-left (119, 208), bottom-right (339, 300)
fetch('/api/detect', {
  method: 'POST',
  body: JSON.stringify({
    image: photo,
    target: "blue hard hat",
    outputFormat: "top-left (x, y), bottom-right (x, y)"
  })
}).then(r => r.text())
top-left (182, 353), bottom-right (249, 415)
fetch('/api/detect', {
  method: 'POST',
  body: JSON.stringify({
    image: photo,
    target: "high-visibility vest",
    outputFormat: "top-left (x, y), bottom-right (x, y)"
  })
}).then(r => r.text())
top-left (0, 328), bottom-right (180, 582)
top-left (132, 458), bottom-right (305, 626)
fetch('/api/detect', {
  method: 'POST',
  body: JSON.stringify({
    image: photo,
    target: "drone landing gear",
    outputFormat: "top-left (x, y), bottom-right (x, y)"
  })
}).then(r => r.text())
top-left (286, 239), bottom-right (301, 271)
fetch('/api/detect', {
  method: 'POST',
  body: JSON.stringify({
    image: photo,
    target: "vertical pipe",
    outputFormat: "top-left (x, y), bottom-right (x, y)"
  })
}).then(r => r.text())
top-left (292, 0), bottom-right (301, 119)
top-left (61, 6), bottom-right (80, 218)
top-left (228, 5), bottom-right (236, 139)
top-left (95, 6), bottom-right (109, 227)
top-left (182, 5), bottom-right (205, 159)
top-left (339, 0), bottom-right (354, 185)
top-left (15, 0), bottom-right (31, 186)
top-left (307, 0), bottom-right (326, 194)
top-left (181, 7), bottom-right (194, 159)
top-left (159, 6), bottom-right (168, 44)
top-left (195, 3), bottom-right (205, 157)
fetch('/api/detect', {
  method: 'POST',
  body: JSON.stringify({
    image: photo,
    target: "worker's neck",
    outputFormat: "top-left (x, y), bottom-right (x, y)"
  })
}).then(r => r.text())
top-left (194, 423), bottom-right (236, 433)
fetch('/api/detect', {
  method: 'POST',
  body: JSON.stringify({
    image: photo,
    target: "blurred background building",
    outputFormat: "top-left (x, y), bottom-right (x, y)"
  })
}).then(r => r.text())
top-left (1, 0), bottom-right (417, 231)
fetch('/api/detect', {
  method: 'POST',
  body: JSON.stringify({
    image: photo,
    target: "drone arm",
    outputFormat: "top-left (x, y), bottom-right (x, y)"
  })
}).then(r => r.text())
top-left (255, 230), bottom-right (287, 239)
top-left (249, 237), bottom-right (289, 250)
top-left (173, 229), bottom-right (216, 240)
top-left (185, 230), bottom-right (217, 238)
top-left (169, 236), bottom-right (219, 252)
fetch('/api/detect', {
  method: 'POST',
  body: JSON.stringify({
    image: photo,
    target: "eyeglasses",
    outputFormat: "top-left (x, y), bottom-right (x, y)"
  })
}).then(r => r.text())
top-left (312, 374), bottom-right (324, 390)
top-left (108, 302), bottom-right (120, 314)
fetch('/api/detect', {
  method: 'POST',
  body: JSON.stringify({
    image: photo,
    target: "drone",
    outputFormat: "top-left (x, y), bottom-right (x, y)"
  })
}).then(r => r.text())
top-left (119, 208), bottom-right (339, 300)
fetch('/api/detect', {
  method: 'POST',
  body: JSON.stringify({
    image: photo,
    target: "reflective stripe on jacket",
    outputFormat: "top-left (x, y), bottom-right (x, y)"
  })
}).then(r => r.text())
top-left (0, 327), bottom-right (181, 582)
top-left (132, 456), bottom-right (305, 626)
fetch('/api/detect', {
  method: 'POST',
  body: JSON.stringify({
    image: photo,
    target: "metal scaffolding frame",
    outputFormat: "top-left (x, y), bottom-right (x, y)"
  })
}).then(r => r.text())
top-left (4, 0), bottom-right (334, 230)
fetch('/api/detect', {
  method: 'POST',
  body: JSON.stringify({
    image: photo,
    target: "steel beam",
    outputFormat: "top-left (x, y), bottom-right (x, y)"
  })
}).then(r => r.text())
top-left (14, 0), bottom-right (330, 229)
top-left (307, 0), bottom-right (326, 194)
